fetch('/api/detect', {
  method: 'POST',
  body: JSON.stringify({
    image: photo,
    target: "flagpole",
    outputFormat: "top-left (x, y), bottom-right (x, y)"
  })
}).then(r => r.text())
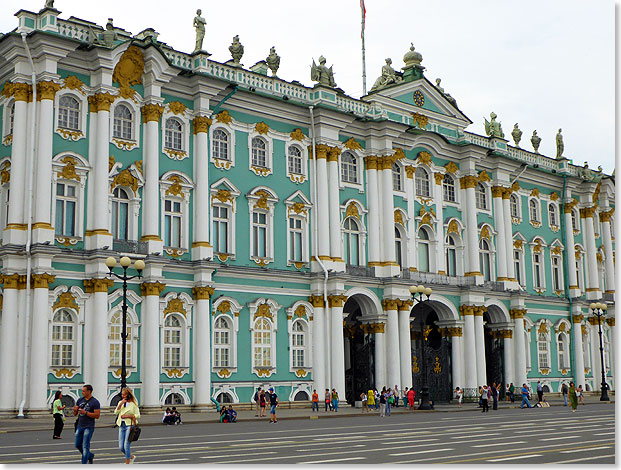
top-left (361, 0), bottom-right (367, 95)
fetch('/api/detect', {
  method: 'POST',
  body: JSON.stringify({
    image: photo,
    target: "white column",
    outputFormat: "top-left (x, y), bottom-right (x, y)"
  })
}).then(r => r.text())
top-left (191, 118), bottom-right (213, 260)
top-left (33, 83), bottom-right (59, 243)
top-left (581, 207), bottom-right (600, 299)
top-left (88, 280), bottom-right (112, 404)
top-left (14, 287), bottom-right (26, 409)
top-left (193, 286), bottom-right (213, 406)
top-left (450, 330), bottom-right (464, 391)
top-left (590, 320), bottom-right (602, 391)
top-left (365, 157), bottom-right (381, 266)
top-left (141, 282), bottom-right (164, 407)
top-left (380, 158), bottom-right (396, 267)
top-left (0, 278), bottom-right (19, 410)
top-left (374, 323), bottom-right (386, 388)
top-left (461, 308), bottom-right (478, 394)
top-left (82, 294), bottom-right (94, 385)
top-left (327, 147), bottom-right (343, 263)
top-left (461, 176), bottom-right (480, 278)
top-left (492, 187), bottom-right (507, 280)
top-left (606, 317), bottom-right (615, 390)
top-left (85, 109), bottom-right (97, 235)
top-left (564, 209), bottom-right (579, 294)
top-left (503, 191), bottom-right (515, 281)
top-left (434, 173), bottom-right (445, 273)
top-left (503, 331), bottom-right (515, 388)
top-left (141, 104), bottom-right (164, 253)
top-left (572, 311), bottom-right (586, 390)
top-left (600, 211), bottom-right (615, 293)
top-left (384, 301), bottom-right (401, 389)
top-left (405, 168), bottom-right (417, 272)
top-left (512, 309), bottom-right (527, 387)
top-left (29, 275), bottom-right (55, 409)
top-left (474, 307), bottom-right (487, 386)
top-left (328, 296), bottom-right (346, 400)
top-left (314, 146), bottom-right (330, 261)
top-left (398, 303), bottom-right (413, 390)
top-left (310, 297), bottom-right (326, 395)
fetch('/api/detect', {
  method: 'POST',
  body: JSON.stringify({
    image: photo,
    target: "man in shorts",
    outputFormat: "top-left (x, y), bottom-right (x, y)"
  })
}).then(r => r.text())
top-left (268, 387), bottom-right (278, 423)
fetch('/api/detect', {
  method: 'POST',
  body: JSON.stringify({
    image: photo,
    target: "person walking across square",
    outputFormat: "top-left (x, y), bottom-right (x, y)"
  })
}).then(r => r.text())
top-left (113, 387), bottom-right (140, 464)
top-left (311, 389), bottom-right (319, 412)
top-left (253, 387), bottom-right (262, 416)
top-left (520, 383), bottom-right (533, 409)
top-left (536, 381), bottom-right (543, 403)
top-left (331, 389), bottom-right (339, 412)
top-left (480, 385), bottom-right (489, 412)
top-left (568, 382), bottom-right (578, 412)
top-left (268, 387), bottom-right (278, 423)
top-left (324, 389), bottom-right (331, 412)
top-left (561, 382), bottom-right (568, 406)
top-left (367, 388), bottom-right (375, 411)
top-left (73, 384), bottom-right (101, 464)
top-left (52, 390), bottom-right (66, 439)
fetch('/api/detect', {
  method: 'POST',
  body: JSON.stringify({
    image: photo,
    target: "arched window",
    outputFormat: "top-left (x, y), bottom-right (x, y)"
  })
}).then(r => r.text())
top-left (510, 194), bottom-right (520, 218)
top-left (392, 163), bottom-right (402, 191)
top-left (165, 393), bottom-right (185, 405)
top-left (415, 167), bottom-right (430, 197)
top-left (163, 314), bottom-right (183, 368)
top-left (113, 104), bottom-right (133, 140)
top-left (343, 217), bottom-right (361, 266)
top-left (445, 234), bottom-right (457, 276)
top-left (58, 95), bottom-right (80, 130)
top-left (164, 118), bottom-right (183, 150)
top-left (537, 332), bottom-right (550, 369)
top-left (51, 309), bottom-right (76, 366)
top-left (514, 247), bottom-right (524, 286)
top-left (212, 129), bottom-right (230, 160)
top-left (294, 391), bottom-right (310, 401)
top-left (557, 332), bottom-right (569, 369)
top-left (288, 146), bottom-right (303, 175)
top-left (548, 203), bottom-right (558, 227)
top-left (443, 174), bottom-right (456, 202)
top-left (529, 199), bottom-right (540, 223)
top-left (251, 137), bottom-right (267, 168)
top-left (252, 210), bottom-right (268, 257)
top-left (111, 187), bottom-right (129, 240)
top-left (216, 392), bottom-right (233, 404)
top-left (475, 183), bottom-right (487, 210)
top-left (571, 209), bottom-right (579, 232)
top-left (340, 152), bottom-right (358, 184)
top-left (418, 227), bottom-right (430, 272)
top-left (479, 238), bottom-right (492, 281)
top-left (213, 316), bottom-right (232, 367)
top-left (109, 311), bottom-right (133, 367)
top-left (395, 225), bottom-right (404, 268)
top-left (253, 317), bottom-right (272, 368)
top-left (291, 321), bottom-right (307, 368)
top-left (289, 216), bottom-right (304, 262)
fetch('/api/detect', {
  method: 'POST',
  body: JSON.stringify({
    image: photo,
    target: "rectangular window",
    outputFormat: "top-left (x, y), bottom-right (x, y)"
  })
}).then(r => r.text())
top-left (252, 211), bottom-right (267, 257)
top-left (446, 248), bottom-right (456, 276)
top-left (289, 217), bottom-right (303, 262)
top-left (164, 199), bottom-right (182, 248)
top-left (533, 253), bottom-right (542, 288)
top-left (111, 200), bottom-right (129, 240)
top-left (55, 183), bottom-right (77, 237)
top-left (514, 250), bottom-right (522, 285)
top-left (213, 205), bottom-right (229, 253)
top-left (552, 256), bottom-right (561, 291)
top-left (538, 340), bottom-right (549, 369)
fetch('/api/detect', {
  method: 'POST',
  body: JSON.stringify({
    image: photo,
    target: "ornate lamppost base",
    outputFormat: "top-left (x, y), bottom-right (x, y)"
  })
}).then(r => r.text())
top-left (417, 387), bottom-right (432, 410)
top-left (600, 383), bottom-right (610, 401)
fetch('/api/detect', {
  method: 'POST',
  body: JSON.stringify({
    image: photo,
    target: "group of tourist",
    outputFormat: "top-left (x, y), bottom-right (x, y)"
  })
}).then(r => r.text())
top-left (252, 387), bottom-right (279, 423)
top-left (161, 406), bottom-right (182, 425)
top-left (358, 385), bottom-right (419, 414)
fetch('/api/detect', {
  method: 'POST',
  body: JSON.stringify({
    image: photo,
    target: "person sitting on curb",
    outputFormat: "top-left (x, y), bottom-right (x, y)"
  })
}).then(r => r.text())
top-left (172, 407), bottom-right (182, 425)
top-left (219, 406), bottom-right (230, 423)
top-left (227, 405), bottom-right (237, 423)
top-left (162, 407), bottom-right (175, 425)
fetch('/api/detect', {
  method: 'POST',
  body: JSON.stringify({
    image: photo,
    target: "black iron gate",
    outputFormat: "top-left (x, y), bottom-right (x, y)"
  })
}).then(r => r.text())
top-left (485, 331), bottom-right (504, 399)
top-left (345, 326), bottom-right (374, 404)
top-left (412, 338), bottom-right (453, 403)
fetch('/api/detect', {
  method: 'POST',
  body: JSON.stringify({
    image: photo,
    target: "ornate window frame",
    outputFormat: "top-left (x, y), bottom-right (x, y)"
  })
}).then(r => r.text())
top-left (392, 160), bottom-right (405, 193)
top-left (415, 165), bottom-right (431, 198)
top-left (475, 182), bottom-right (490, 211)
top-left (107, 289), bottom-right (142, 380)
top-left (287, 301), bottom-right (313, 376)
top-left (108, 160), bottom-right (143, 242)
top-left (210, 122), bottom-right (236, 170)
top-left (51, 152), bottom-right (89, 244)
top-left (478, 227), bottom-right (496, 282)
top-left (554, 319), bottom-right (571, 373)
top-left (110, 99), bottom-right (140, 150)
top-left (529, 237), bottom-right (547, 292)
top-left (394, 217), bottom-right (408, 269)
top-left (549, 241), bottom-right (564, 294)
top-left (571, 208), bottom-right (580, 234)
top-left (54, 89), bottom-right (87, 141)
top-left (548, 201), bottom-right (560, 232)
top-left (513, 233), bottom-right (527, 287)
top-left (535, 319), bottom-right (552, 375)
top-left (340, 199), bottom-right (368, 267)
top-left (211, 296), bottom-right (242, 378)
top-left (285, 139), bottom-right (308, 184)
top-left (284, 191), bottom-right (312, 267)
top-left (247, 187), bottom-right (278, 266)
top-left (340, 150), bottom-right (363, 190)
top-left (0, 157), bottom-right (10, 240)
top-left (574, 243), bottom-right (585, 290)
top-left (159, 292), bottom-right (193, 378)
top-left (161, 109), bottom-right (190, 161)
top-left (1, 98), bottom-right (15, 144)
top-left (248, 132), bottom-right (273, 177)
top-left (510, 193), bottom-right (522, 223)
top-left (248, 298), bottom-right (282, 378)
top-left (444, 223), bottom-right (465, 277)
top-left (442, 173), bottom-right (458, 203)
top-left (210, 178), bottom-right (240, 262)
top-left (529, 197), bottom-right (542, 227)
top-left (416, 224), bottom-right (436, 273)
top-left (159, 171), bottom-right (193, 253)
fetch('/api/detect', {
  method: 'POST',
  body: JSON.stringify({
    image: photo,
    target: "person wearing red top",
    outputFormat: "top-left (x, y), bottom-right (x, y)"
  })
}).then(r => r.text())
top-left (311, 390), bottom-right (319, 412)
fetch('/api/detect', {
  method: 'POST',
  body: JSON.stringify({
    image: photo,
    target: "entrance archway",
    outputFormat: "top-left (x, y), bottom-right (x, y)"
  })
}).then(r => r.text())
top-left (483, 304), bottom-right (509, 397)
top-left (343, 296), bottom-right (375, 405)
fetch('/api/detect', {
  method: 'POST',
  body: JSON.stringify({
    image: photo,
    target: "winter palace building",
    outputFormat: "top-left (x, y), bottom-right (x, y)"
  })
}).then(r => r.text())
top-left (0, 5), bottom-right (615, 413)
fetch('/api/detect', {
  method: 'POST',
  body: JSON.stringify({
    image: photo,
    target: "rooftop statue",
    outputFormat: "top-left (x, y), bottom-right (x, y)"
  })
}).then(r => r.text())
top-left (578, 162), bottom-right (603, 182)
top-left (229, 35), bottom-right (244, 67)
top-left (102, 18), bottom-right (116, 48)
top-left (266, 46), bottom-right (280, 77)
top-left (370, 58), bottom-right (402, 91)
top-left (435, 78), bottom-right (457, 107)
top-left (484, 112), bottom-right (504, 139)
top-left (45, 0), bottom-right (54, 8)
top-left (531, 130), bottom-right (541, 153)
top-left (511, 123), bottom-right (522, 147)
top-left (193, 9), bottom-right (206, 53)
top-left (555, 128), bottom-right (564, 159)
top-left (311, 56), bottom-right (336, 88)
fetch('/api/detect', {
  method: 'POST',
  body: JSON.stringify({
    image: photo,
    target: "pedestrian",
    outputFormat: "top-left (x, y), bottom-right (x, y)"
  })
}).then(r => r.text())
top-left (455, 387), bottom-right (462, 408)
top-left (374, 389), bottom-right (380, 409)
top-left (394, 385), bottom-right (400, 408)
top-left (331, 388), bottom-right (339, 412)
top-left (259, 389), bottom-right (267, 417)
top-left (253, 387), bottom-right (262, 416)
top-left (491, 382), bottom-right (498, 410)
top-left (268, 387), bottom-right (278, 423)
top-left (536, 381), bottom-right (543, 403)
top-left (360, 392), bottom-right (367, 413)
top-left (324, 389), bottom-right (331, 412)
top-left (568, 381), bottom-right (578, 412)
top-left (52, 390), bottom-right (66, 439)
top-left (386, 388), bottom-right (393, 416)
top-left (478, 386), bottom-right (483, 408)
top-left (520, 383), bottom-right (533, 409)
top-left (407, 387), bottom-right (415, 409)
top-left (578, 385), bottom-right (585, 405)
top-left (505, 384), bottom-right (511, 402)
top-left (367, 387), bottom-right (375, 411)
top-left (113, 387), bottom-right (140, 465)
top-left (481, 385), bottom-right (489, 412)
top-left (379, 387), bottom-right (387, 417)
top-left (509, 383), bottom-right (515, 403)
top-left (73, 384), bottom-right (101, 464)
top-left (311, 389), bottom-right (319, 412)
top-left (402, 387), bottom-right (408, 407)
top-left (561, 382), bottom-right (568, 406)
top-left (227, 405), bottom-right (237, 423)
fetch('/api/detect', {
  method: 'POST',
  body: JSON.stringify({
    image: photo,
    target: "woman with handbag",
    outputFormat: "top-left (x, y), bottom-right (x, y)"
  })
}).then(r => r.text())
top-left (113, 387), bottom-right (140, 464)
top-left (52, 390), bottom-right (65, 439)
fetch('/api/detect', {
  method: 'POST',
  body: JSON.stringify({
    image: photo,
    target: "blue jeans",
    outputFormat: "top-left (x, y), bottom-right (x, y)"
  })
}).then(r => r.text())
top-left (118, 422), bottom-right (132, 460)
top-left (75, 426), bottom-right (95, 464)
top-left (312, 401), bottom-right (318, 411)
top-left (386, 403), bottom-right (392, 416)
top-left (563, 394), bottom-right (568, 406)
top-left (332, 399), bottom-right (338, 412)
top-left (521, 396), bottom-right (532, 408)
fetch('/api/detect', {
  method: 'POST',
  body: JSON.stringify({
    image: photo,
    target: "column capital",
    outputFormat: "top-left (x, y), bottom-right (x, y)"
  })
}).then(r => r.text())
top-left (327, 146), bottom-right (341, 162)
top-left (140, 281), bottom-right (166, 296)
top-left (434, 172), bottom-right (444, 185)
top-left (606, 317), bottom-right (615, 327)
top-left (572, 314), bottom-right (584, 323)
top-left (141, 103), bottom-right (165, 122)
top-left (1, 82), bottom-right (33, 102)
top-left (563, 198), bottom-right (579, 213)
top-left (397, 299), bottom-right (414, 310)
top-left (367, 322), bottom-right (385, 334)
top-left (382, 298), bottom-right (400, 311)
top-left (88, 93), bottom-right (116, 112)
top-left (491, 329), bottom-right (513, 339)
top-left (501, 187), bottom-right (512, 199)
top-left (192, 116), bottom-right (213, 134)
top-left (459, 305), bottom-right (475, 316)
top-left (404, 166), bottom-right (415, 179)
top-left (327, 294), bottom-right (347, 308)
top-left (0, 273), bottom-right (21, 289)
top-left (192, 285), bottom-right (214, 300)
top-left (491, 186), bottom-right (506, 198)
top-left (579, 206), bottom-right (597, 219)
top-left (510, 308), bottom-right (527, 319)
top-left (442, 326), bottom-right (463, 337)
top-left (36, 80), bottom-right (61, 101)
top-left (364, 155), bottom-right (379, 170)
top-left (459, 175), bottom-right (478, 189)
top-left (314, 144), bottom-right (330, 160)
top-left (473, 305), bottom-right (487, 316)
top-left (83, 278), bottom-right (114, 293)
top-left (599, 208), bottom-right (615, 222)
top-left (308, 295), bottom-right (325, 308)
top-left (31, 273), bottom-right (56, 289)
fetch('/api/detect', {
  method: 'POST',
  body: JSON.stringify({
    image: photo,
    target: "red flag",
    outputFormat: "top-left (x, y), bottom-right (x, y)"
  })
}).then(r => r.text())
top-left (361, 0), bottom-right (366, 39)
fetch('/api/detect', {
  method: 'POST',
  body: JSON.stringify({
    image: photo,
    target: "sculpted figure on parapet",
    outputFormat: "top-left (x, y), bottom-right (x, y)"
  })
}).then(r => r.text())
top-left (484, 112), bottom-right (504, 139)
top-left (193, 9), bottom-right (206, 53)
top-left (311, 56), bottom-right (337, 88)
top-left (371, 58), bottom-right (402, 91)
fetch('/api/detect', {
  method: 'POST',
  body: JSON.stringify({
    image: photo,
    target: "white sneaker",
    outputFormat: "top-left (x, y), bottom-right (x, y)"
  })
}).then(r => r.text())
top-left (129, 455), bottom-right (136, 464)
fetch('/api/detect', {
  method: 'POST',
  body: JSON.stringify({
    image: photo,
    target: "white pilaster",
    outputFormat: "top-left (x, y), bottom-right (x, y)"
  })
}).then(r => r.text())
top-left (502, 191), bottom-right (515, 281)
top-left (503, 332), bottom-right (515, 388)
top-left (374, 323), bottom-right (386, 388)
top-left (601, 213), bottom-right (615, 294)
top-left (398, 304), bottom-right (413, 390)
top-left (141, 282), bottom-right (164, 407)
top-left (29, 279), bottom-right (54, 409)
top-left (327, 147), bottom-right (343, 264)
top-left (434, 173), bottom-right (445, 273)
top-left (314, 146), bottom-right (330, 262)
top-left (365, 157), bottom-right (381, 266)
top-left (191, 118), bottom-right (213, 261)
top-left (451, 331), bottom-right (464, 391)
top-left (90, 286), bottom-right (110, 404)
top-left (461, 308), bottom-right (478, 393)
top-left (310, 298), bottom-right (326, 395)
top-left (564, 210), bottom-right (580, 297)
top-left (329, 298), bottom-right (346, 400)
top-left (405, 168), bottom-right (417, 272)
top-left (462, 176), bottom-right (481, 283)
top-left (474, 309), bottom-right (487, 386)
top-left (572, 310), bottom-right (586, 389)
top-left (590, 321), bottom-right (602, 391)
top-left (0, 281), bottom-right (19, 410)
top-left (512, 310), bottom-right (527, 387)
top-left (384, 301), bottom-right (401, 389)
top-left (379, 158), bottom-right (397, 273)
top-left (141, 104), bottom-right (164, 254)
top-left (492, 188), bottom-right (507, 280)
top-left (581, 207), bottom-right (600, 300)
top-left (193, 287), bottom-right (213, 406)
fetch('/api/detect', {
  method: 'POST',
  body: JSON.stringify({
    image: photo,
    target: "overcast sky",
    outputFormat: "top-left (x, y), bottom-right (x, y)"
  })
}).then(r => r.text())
top-left (1, 0), bottom-right (615, 173)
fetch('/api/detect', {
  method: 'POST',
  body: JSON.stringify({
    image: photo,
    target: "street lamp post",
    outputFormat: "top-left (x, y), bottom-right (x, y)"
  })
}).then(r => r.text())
top-left (589, 301), bottom-right (610, 401)
top-left (409, 284), bottom-right (433, 410)
top-left (105, 256), bottom-right (145, 393)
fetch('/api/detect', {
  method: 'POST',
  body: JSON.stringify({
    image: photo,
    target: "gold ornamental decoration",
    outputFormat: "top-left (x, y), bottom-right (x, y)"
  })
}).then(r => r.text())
top-left (31, 273), bottom-right (55, 289)
top-left (327, 146), bottom-right (341, 162)
top-left (214, 189), bottom-right (233, 204)
top-left (290, 128), bottom-right (305, 141)
top-left (530, 188), bottom-right (540, 198)
top-left (112, 46), bottom-right (144, 99)
top-left (599, 208), bottom-right (614, 222)
top-left (254, 303), bottom-right (273, 320)
top-left (256, 368), bottom-right (273, 378)
top-left (216, 300), bottom-right (231, 314)
top-left (423, 325), bottom-right (433, 341)
top-left (416, 151), bottom-right (432, 165)
top-left (289, 202), bottom-right (307, 216)
top-left (253, 190), bottom-right (270, 209)
top-left (0, 161), bottom-right (10, 185)
top-left (444, 161), bottom-right (459, 174)
top-left (109, 156), bottom-right (115, 172)
top-left (308, 295), bottom-right (325, 308)
top-left (255, 122), bottom-right (270, 135)
top-left (58, 156), bottom-right (81, 182)
top-left (295, 369), bottom-right (308, 378)
top-left (447, 219), bottom-right (459, 234)
top-left (52, 291), bottom-right (80, 313)
top-left (478, 170), bottom-right (491, 182)
top-left (217, 368), bottom-right (231, 378)
top-left (294, 305), bottom-right (306, 319)
top-left (215, 110), bottom-right (233, 124)
top-left (412, 356), bottom-right (420, 374)
top-left (592, 181), bottom-right (601, 203)
top-left (394, 210), bottom-right (405, 225)
top-left (513, 239), bottom-right (523, 249)
top-left (165, 175), bottom-right (184, 198)
top-left (36, 81), bottom-right (61, 101)
top-left (411, 112), bottom-right (428, 130)
top-left (345, 202), bottom-right (360, 219)
top-left (63, 75), bottom-right (85, 93)
top-left (538, 322), bottom-right (548, 334)
top-left (83, 278), bottom-right (114, 293)
top-left (164, 368), bottom-right (186, 378)
top-left (550, 192), bottom-right (559, 201)
top-left (551, 245), bottom-right (562, 255)
top-left (168, 101), bottom-right (186, 115)
top-left (510, 308), bottom-right (527, 319)
top-left (328, 295), bottom-right (348, 308)
top-left (1, 82), bottom-right (33, 102)
top-left (564, 198), bottom-right (579, 213)
top-left (459, 175), bottom-right (478, 189)
top-left (88, 93), bottom-right (115, 112)
top-left (140, 282), bottom-right (165, 297)
top-left (111, 169), bottom-right (139, 193)
top-left (344, 137), bottom-right (363, 150)
top-left (192, 285), bottom-right (214, 300)
top-left (164, 297), bottom-right (187, 317)
top-left (480, 225), bottom-right (491, 240)
top-left (141, 103), bottom-right (165, 123)
top-left (382, 298), bottom-right (400, 311)
top-left (53, 368), bottom-right (77, 379)
top-left (434, 172), bottom-right (444, 185)
top-left (433, 357), bottom-right (442, 374)
top-left (193, 116), bottom-right (212, 134)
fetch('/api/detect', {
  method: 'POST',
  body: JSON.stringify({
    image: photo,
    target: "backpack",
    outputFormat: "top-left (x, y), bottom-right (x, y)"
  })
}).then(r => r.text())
top-left (253, 391), bottom-right (258, 401)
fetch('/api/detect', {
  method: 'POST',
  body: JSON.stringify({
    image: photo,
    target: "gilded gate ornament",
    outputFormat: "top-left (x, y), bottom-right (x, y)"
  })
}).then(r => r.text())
top-left (433, 357), bottom-right (442, 374)
top-left (112, 46), bottom-right (144, 100)
top-left (412, 356), bottom-right (420, 374)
